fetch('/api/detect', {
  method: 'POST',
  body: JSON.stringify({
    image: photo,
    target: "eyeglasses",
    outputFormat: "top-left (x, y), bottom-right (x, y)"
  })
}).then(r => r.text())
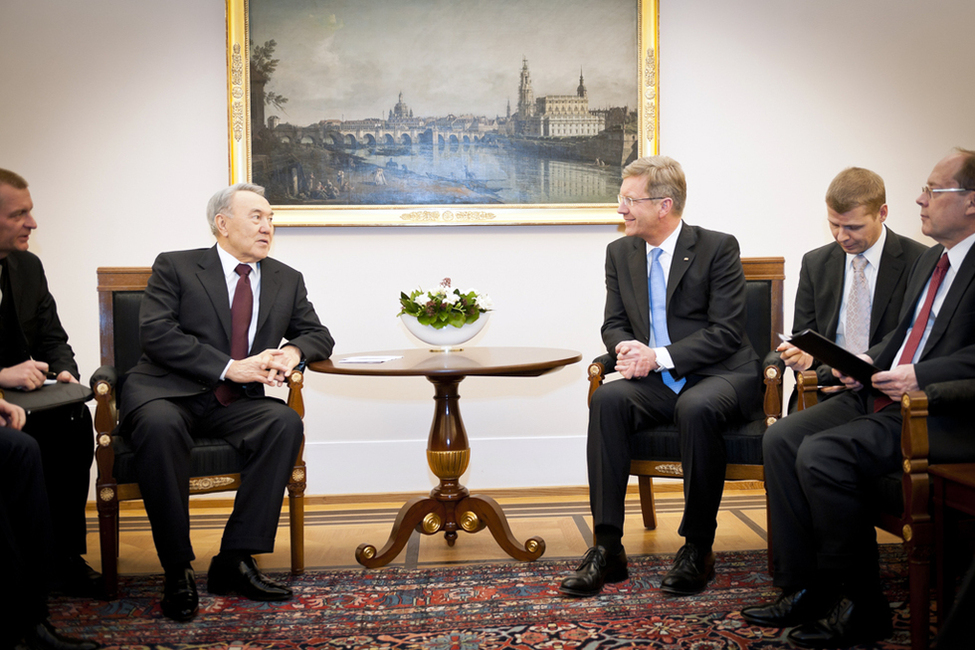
top-left (618, 195), bottom-right (666, 207)
top-left (921, 185), bottom-right (974, 199)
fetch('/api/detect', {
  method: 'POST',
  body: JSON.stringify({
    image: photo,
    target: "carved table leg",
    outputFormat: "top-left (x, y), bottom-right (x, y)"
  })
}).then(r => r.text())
top-left (457, 494), bottom-right (546, 561)
top-left (355, 496), bottom-right (444, 568)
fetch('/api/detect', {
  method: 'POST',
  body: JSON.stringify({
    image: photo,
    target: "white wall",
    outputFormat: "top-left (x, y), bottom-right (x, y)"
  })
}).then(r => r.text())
top-left (2, 0), bottom-right (974, 498)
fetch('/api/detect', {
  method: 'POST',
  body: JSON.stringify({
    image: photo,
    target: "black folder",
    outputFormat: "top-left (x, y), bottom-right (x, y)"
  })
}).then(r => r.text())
top-left (787, 329), bottom-right (881, 387)
top-left (0, 382), bottom-right (93, 415)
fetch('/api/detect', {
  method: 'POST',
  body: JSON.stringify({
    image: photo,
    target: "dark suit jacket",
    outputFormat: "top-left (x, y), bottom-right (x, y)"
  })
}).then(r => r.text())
top-left (0, 251), bottom-right (79, 377)
top-left (601, 223), bottom-right (761, 418)
top-left (793, 228), bottom-right (928, 384)
top-left (120, 246), bottom-right (334, 420)
top-left (867, 243), bottom-right (975, 461)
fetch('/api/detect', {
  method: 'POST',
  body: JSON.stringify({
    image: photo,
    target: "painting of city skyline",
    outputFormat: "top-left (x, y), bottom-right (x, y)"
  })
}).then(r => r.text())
top-left (227, 0), bottom-right (660, 225)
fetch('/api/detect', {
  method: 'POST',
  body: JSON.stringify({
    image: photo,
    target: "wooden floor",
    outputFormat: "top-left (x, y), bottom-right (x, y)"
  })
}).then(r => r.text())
top-left (83, 484), bottom-right (901, 576)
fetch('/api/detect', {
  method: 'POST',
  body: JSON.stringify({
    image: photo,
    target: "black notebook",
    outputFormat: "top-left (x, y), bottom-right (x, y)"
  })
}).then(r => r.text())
top-left (787, 329), bottom-right (882, 387)
top-left (0, 382), bottom-right (93, 415)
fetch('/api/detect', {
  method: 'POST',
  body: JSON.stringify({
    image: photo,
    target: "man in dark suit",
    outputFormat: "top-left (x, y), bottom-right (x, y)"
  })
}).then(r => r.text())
top-left (1, 398), bottom-right (98, 650)
top-left (119, 183), bottom-right (334, 622)
top-left (778, 167), bottom-right (927, 397)
top-left (0, 168), bottom-right (102, 598)
top-left (559, 156), bottom-right (762, 598)
top-left (741, 148), bottom-right (975, 648)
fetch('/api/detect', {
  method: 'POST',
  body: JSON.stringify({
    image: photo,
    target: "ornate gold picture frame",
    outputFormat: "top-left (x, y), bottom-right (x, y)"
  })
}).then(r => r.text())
top-left (227, 0), bottom-right (659, 226)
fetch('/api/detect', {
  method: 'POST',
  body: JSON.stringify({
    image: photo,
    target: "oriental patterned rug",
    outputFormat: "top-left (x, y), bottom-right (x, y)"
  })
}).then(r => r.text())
top-left (49, 546), bottom-right (918, 649)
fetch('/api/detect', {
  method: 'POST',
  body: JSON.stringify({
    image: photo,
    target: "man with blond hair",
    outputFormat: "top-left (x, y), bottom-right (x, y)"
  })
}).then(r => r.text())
top-left (777, 167), bottom-right (927, 400)
top-left (742, 148), bottom-right (975, 647)
top-left (559, 156), bottom-right (762, 598)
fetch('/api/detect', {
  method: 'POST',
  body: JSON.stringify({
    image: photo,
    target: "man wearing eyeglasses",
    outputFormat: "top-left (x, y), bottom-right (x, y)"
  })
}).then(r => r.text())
top-left (559, 156), bottom-right (763, 598)
top-left (741, 148), bottom-right (975, 648)
top-left (777, 168), bottom-right (927, 405)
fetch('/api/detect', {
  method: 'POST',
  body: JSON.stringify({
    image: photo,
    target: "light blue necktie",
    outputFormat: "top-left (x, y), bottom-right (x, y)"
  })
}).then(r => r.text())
top-left (649, 248), bottom-right (685, 394)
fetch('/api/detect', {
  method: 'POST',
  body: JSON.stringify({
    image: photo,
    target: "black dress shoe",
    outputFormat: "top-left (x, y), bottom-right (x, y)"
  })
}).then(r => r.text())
top-left (207, 553), bottom-right (292, 601)
top-left (741, 587), bottom-right (832, 627)
top-left (787, 594), bottom-right (893, 648)
top-left (23, 619), bottom-right (99, 650)
top-left (660, 543), bottom-right (715, 596)
top-left (558, 546), bottom-right (628, 597)
top-left (54, 556), bottom-right (104, 599)
top-left (161, 567), bottom-right (199, 622)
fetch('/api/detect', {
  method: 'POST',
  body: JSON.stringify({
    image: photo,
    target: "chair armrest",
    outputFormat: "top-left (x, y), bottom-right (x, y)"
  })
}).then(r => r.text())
top-left (89, 365), bottom-right (119, 437)
top-left (287, 360), bottom-right (307, 419)
top-left (89, 364), bottom-right (118, 390)
top-left (796, 370), bottom-right (819, 411)
top-left (587, 353), bottom-right (616, 407)
top-left (924, 379), bottom-right (975, 416)
top-left (762, 351), bottom-right (785, 422)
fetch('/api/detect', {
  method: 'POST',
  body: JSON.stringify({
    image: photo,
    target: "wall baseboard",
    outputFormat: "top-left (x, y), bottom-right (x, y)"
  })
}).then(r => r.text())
top-left (87, 480), bottom-right (765, 512)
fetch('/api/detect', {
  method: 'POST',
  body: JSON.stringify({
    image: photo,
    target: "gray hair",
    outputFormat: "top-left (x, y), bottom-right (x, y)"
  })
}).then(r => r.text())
top-left (206, 182), bottom-right (266, 235)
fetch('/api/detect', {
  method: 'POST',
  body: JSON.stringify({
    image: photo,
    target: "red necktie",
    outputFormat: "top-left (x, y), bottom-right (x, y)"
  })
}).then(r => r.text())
top-left (874, 253), bottom-right (949, 412)
top-left (215, 264), bottom-right (253, 406)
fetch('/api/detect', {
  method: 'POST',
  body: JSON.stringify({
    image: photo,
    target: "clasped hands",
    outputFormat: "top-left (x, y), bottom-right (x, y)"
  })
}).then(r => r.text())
top-left (832, 353), bottom-right (918, 399)
top-left (614, 340), bottom-right (658, 379)
top-left (0, 359), bottom-right (76, 392)
top-left (226, 345), bottom-right (301, 388)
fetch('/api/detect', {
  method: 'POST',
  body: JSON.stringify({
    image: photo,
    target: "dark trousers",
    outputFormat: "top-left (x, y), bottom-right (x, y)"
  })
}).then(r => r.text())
top-left (763, 390), bottom-right (902, 589)
top-left (22, 402), bottom-right (94, 558)
top-left (587, 372), bottom-right (743, 545)
top-left (123, 392), bottom-right (303, 567)
top-left (0, 428), bottom-right (52, 645)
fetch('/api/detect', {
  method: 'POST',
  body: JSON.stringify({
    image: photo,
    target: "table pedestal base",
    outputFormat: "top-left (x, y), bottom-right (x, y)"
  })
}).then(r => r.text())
top-left (355, 375), bottom-right (545, 568)
top-left (355, 491), bottom-right (546, 568)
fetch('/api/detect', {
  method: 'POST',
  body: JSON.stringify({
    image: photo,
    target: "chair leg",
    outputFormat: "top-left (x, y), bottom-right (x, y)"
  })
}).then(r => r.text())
top-left (638, 475), bottom-right (658, 529)
top-left (97, 496), bottom-right (120, 600)
top-left (288, 464), bottom-right (306, 575)
top-left (764, 489), bottom-right (774, 575)
top-left (907, 548), bottom-right (931, 650)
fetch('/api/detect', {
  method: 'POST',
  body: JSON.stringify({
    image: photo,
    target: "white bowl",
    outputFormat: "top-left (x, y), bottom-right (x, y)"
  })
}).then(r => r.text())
top-left (400, 312), bottom-right (490, 349)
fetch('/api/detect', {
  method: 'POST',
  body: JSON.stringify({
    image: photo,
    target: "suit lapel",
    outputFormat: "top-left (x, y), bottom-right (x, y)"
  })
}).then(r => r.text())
top-left (922, 245), bottom-right (975, 358)
top-left (823, 245), bottom-right (845, 340)
top-left (196, 246), bottom-right (233, 345)
top-left (667, 224), bottom-right (695, 305)
top-left (256, 258), bottom-right (281, 345)
top-left (626, 237), bottom-right (651, 343)
top-left (870, 233), bottom-right (906, 340)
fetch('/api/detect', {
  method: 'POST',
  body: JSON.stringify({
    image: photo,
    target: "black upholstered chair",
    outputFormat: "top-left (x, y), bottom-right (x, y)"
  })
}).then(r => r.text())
top-left (586, 257), bottom-right (785, 563)
top-left (91, 267), bottom-right (308, 599)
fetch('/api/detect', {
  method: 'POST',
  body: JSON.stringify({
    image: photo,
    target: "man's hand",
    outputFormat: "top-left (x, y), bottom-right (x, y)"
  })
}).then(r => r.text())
top-left (831, 353), bottom-right (873, 392)
top-left (225, 346), bottom-right (301, 388)
top-left (56, 370), bottom-right (78, 384)
top-left (0, 399), bottom-right (26, 430)
top-left (0, 360), bottom-right (50, 391)
top-left (872, 364), bottom-right (919, 399)
top-left (615, 340), bottom-right (657, 380)
top-left (777, 341), bottom-right (814, 372)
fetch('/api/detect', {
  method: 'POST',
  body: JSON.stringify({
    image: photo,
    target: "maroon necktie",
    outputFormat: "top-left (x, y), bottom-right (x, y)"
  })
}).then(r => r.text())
top-left (874, 253), bottom-right (949, 412)
top-left (215, 263), bottom-right (253, 406)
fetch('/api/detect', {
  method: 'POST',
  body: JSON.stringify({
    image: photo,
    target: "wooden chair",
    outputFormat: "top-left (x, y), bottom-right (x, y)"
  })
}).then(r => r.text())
top-left (91, 267), bottom-right (308, 599)
top-left (586, 257), bottom-right (785, 557)
top-left (796, 374), bottom-right (975, 650)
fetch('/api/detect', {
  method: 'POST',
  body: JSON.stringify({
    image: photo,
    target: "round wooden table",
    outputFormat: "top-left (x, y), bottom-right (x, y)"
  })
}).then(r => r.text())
top-left (309, 346), bottom-right (581, 568)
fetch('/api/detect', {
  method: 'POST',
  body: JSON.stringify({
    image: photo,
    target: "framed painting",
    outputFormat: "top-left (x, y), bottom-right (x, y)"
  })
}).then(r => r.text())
top-left (226, 0), bottom-right (659, 226)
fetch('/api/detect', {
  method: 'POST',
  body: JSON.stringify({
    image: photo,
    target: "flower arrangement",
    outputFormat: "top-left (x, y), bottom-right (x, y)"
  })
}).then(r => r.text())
top-left (398, 278), bottom-right (493, 329)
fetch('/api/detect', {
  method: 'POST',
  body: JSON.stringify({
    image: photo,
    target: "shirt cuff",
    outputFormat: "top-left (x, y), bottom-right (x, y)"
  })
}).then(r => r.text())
top-left (219, 359), bottom-right (233, 381)
top-left (654, 347), bottom-right (674, 371)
